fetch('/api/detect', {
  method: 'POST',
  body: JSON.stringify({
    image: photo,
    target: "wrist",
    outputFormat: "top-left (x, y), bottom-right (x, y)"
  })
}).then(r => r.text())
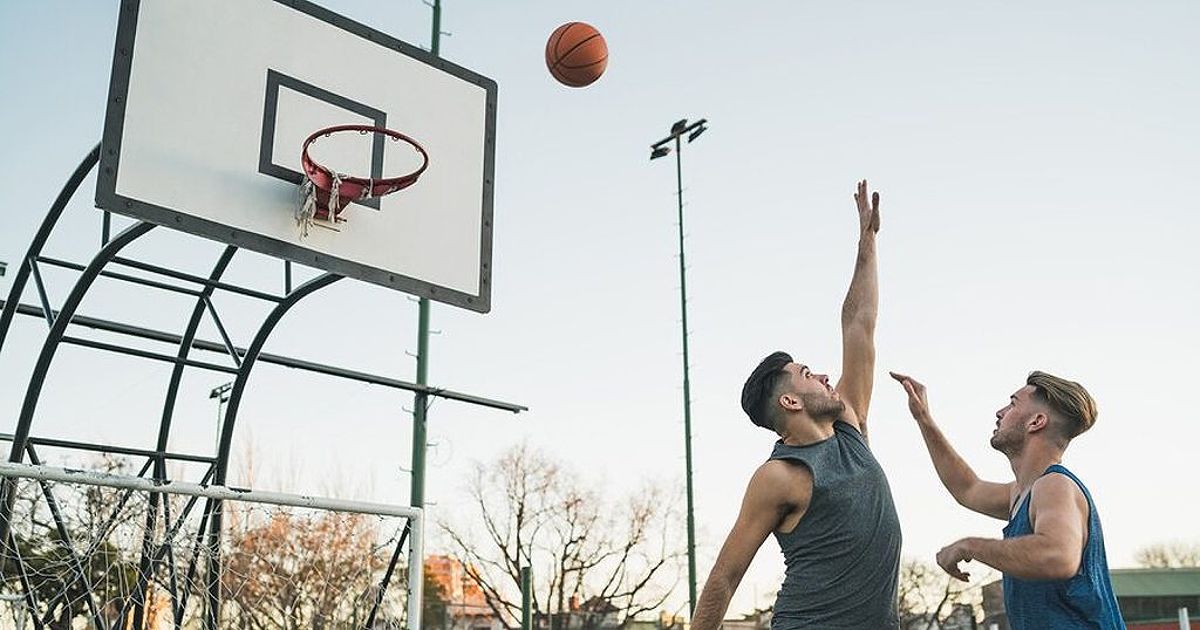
top-left (961, 537), bottom-right (987, 560)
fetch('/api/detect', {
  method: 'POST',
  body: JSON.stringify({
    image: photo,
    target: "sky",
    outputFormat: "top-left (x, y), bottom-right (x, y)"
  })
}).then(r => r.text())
top-left (1, 0), bottom-right (1198, 619)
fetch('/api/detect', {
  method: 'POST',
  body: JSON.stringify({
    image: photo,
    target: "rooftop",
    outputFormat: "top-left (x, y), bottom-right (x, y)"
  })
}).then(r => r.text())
top-left (1111, 568), bottom-right (1200, 598)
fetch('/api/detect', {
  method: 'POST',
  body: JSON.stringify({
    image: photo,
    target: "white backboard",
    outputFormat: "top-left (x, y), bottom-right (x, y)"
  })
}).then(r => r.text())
top-left (97, 0), bottom-right (497, 312)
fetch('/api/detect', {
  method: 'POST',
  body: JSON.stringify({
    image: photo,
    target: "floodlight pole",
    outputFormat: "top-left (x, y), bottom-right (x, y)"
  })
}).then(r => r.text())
top-left (410, 0), bottom-right (443, 512)
top-left (650, 117), bottom-right (708, 617)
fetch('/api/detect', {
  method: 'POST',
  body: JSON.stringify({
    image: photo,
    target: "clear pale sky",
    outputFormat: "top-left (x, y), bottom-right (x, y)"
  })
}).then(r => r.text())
top-left (1, 0), bottom-right (1197, 618)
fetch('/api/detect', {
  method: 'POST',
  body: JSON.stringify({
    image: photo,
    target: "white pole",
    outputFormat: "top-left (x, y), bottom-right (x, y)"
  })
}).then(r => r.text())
top-left (407, 510), bottom-right (425, 630)
top-left (1180, 606), bottom-right (1191, 630)
top-left (0, 462), bottom-right (421, 518)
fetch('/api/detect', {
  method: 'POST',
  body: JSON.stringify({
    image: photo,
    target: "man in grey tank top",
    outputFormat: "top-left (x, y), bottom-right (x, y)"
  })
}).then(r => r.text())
top-left (691, 181), bottom-right (902, 630)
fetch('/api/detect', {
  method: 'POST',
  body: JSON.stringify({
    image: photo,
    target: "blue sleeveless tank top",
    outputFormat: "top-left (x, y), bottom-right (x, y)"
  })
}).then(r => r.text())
top-left (767, 421), bottom-right (902, 629)
top-left (1002, 464), bottom-right (1125, 629)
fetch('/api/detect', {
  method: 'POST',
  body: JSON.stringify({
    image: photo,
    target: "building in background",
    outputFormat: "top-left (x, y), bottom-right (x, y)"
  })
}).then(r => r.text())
top-left (425, 555), bottom-right (500, 630)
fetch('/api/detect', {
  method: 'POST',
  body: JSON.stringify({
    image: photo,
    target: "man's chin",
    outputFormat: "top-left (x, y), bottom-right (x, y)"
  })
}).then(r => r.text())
top-left (816, 401), bottom-right (847, 423)
top-left (989, 435), bottom-right (1016, 454)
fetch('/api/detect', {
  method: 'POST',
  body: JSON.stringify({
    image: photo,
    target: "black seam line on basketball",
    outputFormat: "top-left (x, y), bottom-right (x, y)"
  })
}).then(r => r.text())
top-left (552, 33), bottom-right (603, 71)
top-left (549, 24), bottom-right (571, 61)
top-left (557, 55), bottom-right (608, 71)
top-left (552, 33), bottom-right (602, 70)
top-left (551, 64), bottom-right (594, 86)
top-left (552, 70), bottom-right (588, 87)
top-left (553, 22), bottom-right (584, 58)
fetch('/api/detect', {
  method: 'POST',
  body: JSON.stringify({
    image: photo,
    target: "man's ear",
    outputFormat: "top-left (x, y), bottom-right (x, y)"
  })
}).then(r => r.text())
top-left (1027, 412), bottom-right (1050, 434)
top-left (779, 392), bottom-right (804, 413)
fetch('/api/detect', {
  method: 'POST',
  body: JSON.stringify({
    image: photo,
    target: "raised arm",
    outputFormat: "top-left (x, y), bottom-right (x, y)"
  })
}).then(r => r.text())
top-left (835, 180), bottom-right (881, 438)
top-left (935, 473), bottom-right (1089, 581)
top-left (691, 462), bottom-right (806, 630)
top-left (890, 372), bottom-right (1014, 521)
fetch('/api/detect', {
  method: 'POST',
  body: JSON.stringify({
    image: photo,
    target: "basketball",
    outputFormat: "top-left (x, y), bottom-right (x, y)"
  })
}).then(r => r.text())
top-left (545, 22), bottom-right (608, 88)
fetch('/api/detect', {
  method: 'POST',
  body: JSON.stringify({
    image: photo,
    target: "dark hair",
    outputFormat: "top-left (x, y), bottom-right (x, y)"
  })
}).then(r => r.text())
top-left (1026, 371), bottom-right (1098, 439)
top-left (741, 351), bottom-right (793, 431)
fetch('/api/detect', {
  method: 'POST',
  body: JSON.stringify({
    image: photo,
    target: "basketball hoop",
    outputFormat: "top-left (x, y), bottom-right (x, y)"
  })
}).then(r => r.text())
top-left (297, 124), bottom-right (429, 237)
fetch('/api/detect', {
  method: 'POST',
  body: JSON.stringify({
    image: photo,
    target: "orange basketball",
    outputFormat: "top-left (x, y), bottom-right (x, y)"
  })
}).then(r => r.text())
top-left (545, 22), bottom-right (608, 88)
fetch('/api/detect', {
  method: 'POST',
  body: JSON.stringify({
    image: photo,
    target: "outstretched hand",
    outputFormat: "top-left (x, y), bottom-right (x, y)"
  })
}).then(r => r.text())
top-left (889, 372), bottom-right (931, 422)
top-left (854, 179), bottom-right (881, 235)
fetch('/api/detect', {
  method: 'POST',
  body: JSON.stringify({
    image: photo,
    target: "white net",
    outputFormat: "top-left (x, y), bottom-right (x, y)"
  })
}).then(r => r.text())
top-left (0, 463), bottom-right (422, 629)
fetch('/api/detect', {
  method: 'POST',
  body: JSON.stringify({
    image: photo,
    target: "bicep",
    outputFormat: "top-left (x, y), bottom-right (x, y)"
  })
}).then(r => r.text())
top-left (709, 466), bottom-right (799, 584)
top-left (836, 323), bottom-right (875, 423)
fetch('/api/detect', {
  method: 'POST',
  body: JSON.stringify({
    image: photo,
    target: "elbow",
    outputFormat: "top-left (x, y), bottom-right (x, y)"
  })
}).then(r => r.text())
top-left (948, 480), bottom-right (979, 508)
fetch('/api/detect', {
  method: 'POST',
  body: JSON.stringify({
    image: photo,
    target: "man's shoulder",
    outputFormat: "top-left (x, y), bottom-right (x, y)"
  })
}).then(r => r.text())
top-left (748, 459), bottom-right (813, 510)
top-left (1034, 467), bottom-right (1087, 496)
top-left (755, 458), bottom-right (813, 484)
top-left (1029, 469), bottom-right (1090, 517)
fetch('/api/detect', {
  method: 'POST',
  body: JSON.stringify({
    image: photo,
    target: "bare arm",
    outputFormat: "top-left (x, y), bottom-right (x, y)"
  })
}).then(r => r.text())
top-left (890, 372), bottom-right (1013, 520)
top-left (691, 462), bottom-right (808, 630)
top-left (935, 473), bottom-right (1088, 581)
top-left (835, 180), bottom-right (881, 439)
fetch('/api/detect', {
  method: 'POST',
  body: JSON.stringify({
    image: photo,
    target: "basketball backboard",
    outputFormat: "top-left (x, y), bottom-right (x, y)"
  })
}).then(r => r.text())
top-left (96, 0), bottom-right (497, 312)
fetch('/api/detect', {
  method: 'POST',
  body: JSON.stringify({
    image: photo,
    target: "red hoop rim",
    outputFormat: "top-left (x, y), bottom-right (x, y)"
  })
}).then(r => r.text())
top-left (300, 124), bottom-right (429, 203)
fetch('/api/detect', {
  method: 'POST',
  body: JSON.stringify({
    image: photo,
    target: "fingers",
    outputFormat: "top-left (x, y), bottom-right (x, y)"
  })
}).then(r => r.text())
top-left (936, 549), bottom-right (971, 582)
top-left (889, 372), bottom-right (915, 396)
top-left (889, 371), bottom-right (921, 389)
top-left (891, 372), bottom-right (924, 391)
top-left (855, 180), bottom-right (868, 210)
top-left (944, 565), bottom-right (970, 582)
top-left (871, 191), bottom-right (881, 232)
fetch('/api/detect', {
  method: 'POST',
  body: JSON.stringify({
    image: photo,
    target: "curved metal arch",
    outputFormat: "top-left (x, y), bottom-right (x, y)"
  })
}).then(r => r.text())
top-left (0, 143), bottom-right (101, 355)
top-left (7, 221), bottom-right (155, 464)
top-left (212, 272), bottom-right (342, 484)
top-left (0, 221), bottom-right (154, 557)
top-left (130, 245), bottom-right (238, 628)
top-left (201, 271), bottom-right (340, 629)
top-left (153, 245), bottom-right (239, 477)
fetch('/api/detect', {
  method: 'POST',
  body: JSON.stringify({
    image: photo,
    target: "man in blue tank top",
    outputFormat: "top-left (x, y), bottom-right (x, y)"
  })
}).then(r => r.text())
top-left (891, 371), bottom-right (1125, 629)
top-left (691, 181), bottom-right (902, 630)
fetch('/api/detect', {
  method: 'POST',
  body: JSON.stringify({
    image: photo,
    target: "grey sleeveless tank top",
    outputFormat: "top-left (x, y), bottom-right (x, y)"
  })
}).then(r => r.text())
top-left (768, 421), bottom-right (902, 629)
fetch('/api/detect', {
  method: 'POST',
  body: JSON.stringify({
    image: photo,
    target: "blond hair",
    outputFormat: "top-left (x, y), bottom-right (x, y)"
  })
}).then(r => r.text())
top-left (1026, 371), bottom-right (1098, 439)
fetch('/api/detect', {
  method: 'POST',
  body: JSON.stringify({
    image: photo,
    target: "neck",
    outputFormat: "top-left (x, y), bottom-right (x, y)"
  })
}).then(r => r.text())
top-left (1008, 440), bottom-right (1065, 491)
top-left (779, 414), bottom-right (835, 446)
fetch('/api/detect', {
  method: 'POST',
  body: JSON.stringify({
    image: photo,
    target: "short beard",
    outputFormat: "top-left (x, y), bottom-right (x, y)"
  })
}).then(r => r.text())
top-left (990, 429), bottom-right (1023, 456)
top-left (801, 392), bottom-right (846, 423)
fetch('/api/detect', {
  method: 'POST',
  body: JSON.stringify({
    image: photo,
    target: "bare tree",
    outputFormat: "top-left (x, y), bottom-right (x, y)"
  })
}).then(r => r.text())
top-left (898, 558), bottom-right (990, 629)
top-left (440, 444), bottom-right (684, 629)
top-left (1136, 541), bottom-right (1200, 568)
top-left (219, 507), bottom-right (404, 628)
